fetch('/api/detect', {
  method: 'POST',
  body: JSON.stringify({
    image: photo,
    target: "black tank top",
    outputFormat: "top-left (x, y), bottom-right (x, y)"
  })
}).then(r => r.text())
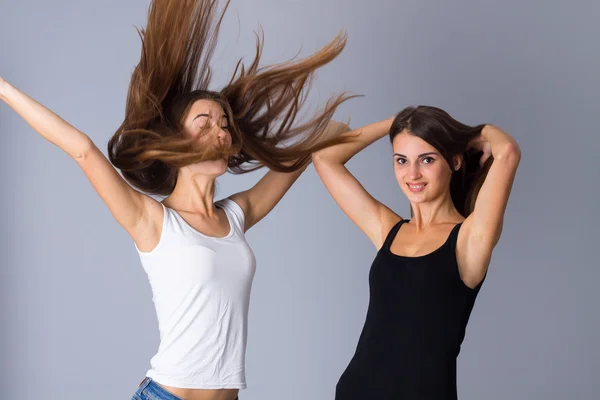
top-left (335, 219), bottom-right (484, 400)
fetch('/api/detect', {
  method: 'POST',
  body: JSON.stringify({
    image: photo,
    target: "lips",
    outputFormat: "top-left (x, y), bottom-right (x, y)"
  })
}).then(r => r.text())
top-left (406, 182), bottom-right (427, 193)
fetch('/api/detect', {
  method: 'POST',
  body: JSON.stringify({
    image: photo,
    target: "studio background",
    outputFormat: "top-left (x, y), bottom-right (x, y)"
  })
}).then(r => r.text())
top-left (0, 0), bottom-right (598, 399)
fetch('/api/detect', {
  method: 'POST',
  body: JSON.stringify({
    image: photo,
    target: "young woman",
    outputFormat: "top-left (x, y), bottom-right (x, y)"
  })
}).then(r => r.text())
top-left (0, 1), bottom-right (353, 399)
top-left (313, 106), bottom-right (521, 399)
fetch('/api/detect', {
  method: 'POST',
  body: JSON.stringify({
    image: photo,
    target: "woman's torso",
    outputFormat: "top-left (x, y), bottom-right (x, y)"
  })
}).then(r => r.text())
top-left (136, 199), bottom-right (256, 399)
top-left (335, 219), bottom-right (484, 400)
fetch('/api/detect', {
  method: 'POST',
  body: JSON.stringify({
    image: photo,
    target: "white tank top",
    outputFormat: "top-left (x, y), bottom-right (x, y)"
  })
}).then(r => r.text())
top-left (136, 199), bottom-right (256, 389)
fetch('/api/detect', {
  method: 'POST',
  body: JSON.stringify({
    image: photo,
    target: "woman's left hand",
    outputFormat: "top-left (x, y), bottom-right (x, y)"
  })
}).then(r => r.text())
top-left (468, 127), bottom-right (493, 168)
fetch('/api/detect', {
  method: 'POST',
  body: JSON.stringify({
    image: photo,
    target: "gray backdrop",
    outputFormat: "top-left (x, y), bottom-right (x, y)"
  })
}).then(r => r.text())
top-left (1, 0), bottom-right (598, 399)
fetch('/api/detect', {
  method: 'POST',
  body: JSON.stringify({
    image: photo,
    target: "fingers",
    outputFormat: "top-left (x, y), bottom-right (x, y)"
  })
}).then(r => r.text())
top-left (479, 148), bottom-right (492, 168)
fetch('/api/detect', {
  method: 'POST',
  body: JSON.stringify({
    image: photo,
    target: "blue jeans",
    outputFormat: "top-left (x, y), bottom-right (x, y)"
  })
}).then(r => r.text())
top-left (131, 377), bottom-right (239, 400)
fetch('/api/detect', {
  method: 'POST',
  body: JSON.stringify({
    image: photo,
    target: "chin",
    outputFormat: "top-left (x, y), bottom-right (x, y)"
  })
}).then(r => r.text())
top-left (187, 158), bottom-right (229, 177)
top-left (207, 160), bottom-right (229, 176)
top-left (216, 166), bottom-right (229, 177)
top-left (406, 194), bottom-right (428, 204)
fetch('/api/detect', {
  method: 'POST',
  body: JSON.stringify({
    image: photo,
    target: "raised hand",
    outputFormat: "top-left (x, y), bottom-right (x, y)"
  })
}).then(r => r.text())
top-left (468, 128), bottom-right (493, 168)
top-left (0, 76), bottom-right (9, 98)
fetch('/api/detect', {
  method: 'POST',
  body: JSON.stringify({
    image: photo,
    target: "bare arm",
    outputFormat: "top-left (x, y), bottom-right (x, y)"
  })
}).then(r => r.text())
top-left (229, 122), bottom-right (351, 231)
top-left (0, 77), bottom-right (158, 244)
top-left (458, 125), bottom-right (521, 288)
top-left (229, 167), bottom-right (306, 231)
top-left (311, 117), bottom-right (401, 248)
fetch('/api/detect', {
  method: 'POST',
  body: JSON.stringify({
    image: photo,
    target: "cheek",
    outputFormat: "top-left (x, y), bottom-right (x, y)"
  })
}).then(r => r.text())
top-left (394, 167), bottom-right (411, 192)
top-left (426, 164), bottom-right (452, 185)
top-left (185, 127), bottom-right (206, 143)
top-left (182, 127), bottom-right (195, 139)
top-left (224, 132), bottom-right (233, 147)
top-left (191, 129), bottom-right (222, 149)
top-left (393, 164), bottom-right (404, 180)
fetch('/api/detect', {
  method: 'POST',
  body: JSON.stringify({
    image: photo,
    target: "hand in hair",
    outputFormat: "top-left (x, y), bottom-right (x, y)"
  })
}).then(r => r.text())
top-left (467, 130), bottom-right (492, 168)
top-left (458, 123), bottom-right (520, 287)
top-left (312, 117), bottom-right (401, 249)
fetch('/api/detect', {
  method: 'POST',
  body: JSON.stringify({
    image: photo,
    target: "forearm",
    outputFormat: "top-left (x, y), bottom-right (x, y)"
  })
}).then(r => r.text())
top-left (1, 81), bottom-right (93, 158)
top-left (312, 117), bottom-right (394, 165)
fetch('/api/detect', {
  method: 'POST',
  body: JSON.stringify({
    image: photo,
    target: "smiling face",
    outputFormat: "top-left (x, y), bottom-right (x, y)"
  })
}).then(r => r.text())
top-left (392, 130), bottom-right (461, 205)
top-left (180, 99), bottom-right (232, 177)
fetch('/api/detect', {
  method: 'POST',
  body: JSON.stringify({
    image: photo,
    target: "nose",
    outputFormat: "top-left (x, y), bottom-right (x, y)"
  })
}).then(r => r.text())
top-left (407, 163), bottom-right (422, 180)
top-left (216, 127), bottom-right (228, 144)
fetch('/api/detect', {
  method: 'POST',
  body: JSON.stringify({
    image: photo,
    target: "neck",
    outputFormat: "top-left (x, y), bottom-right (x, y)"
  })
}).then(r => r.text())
top-left (409, 190), bottom-right (463, 229)
top-left (164, 168), bottom-right (218, 216)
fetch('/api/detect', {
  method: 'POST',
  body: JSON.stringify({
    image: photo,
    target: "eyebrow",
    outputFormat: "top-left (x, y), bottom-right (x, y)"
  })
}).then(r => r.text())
top-left (192, 113), bottom-right (229, 122)
top-left (394, 152), bottom-right (439, 158)
top-left (192, 113), bottom-right (209, 121)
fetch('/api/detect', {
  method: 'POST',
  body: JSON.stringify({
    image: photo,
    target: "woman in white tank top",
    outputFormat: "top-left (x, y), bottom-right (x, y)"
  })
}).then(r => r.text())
top-left (0, 1), bottom-right (355, 399)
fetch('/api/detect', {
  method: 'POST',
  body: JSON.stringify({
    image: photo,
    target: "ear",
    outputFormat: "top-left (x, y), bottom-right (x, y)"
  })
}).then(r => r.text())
top-left (452, 154), bottom-right (463, 171)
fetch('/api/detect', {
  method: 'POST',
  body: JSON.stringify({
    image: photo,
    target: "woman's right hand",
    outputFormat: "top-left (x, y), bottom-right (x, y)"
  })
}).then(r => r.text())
top-left (0, 76), bottom-right (9, 98)
top-left (0, 77), bottom-right (160, 250)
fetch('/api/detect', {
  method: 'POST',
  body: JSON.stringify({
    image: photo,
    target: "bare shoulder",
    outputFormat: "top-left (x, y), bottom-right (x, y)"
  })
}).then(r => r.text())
top-left (227, 192), bottom-right (250, 215)
top-left (133, 195), bottom-right (166, 252)
top-left (375, 204), bottom-right (403, 249)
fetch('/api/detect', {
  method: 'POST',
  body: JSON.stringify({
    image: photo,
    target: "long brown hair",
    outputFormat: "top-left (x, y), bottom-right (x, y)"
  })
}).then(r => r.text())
top-left (108, 0), bottom-right (355, 195)
top-left (389, 106), bottom-right (492, 217)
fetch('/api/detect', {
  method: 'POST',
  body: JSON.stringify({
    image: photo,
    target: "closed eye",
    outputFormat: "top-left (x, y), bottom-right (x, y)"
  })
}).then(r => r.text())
top-left (194, 117), bottom-right (210, 128)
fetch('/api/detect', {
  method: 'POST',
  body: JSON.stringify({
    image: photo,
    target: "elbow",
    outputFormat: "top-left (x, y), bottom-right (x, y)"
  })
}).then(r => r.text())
top-left (496, 142), bottom-right (521, 166)
top-left (71, 136), bottom-right (97, 161)
top-left (311, 152), bottom-right (335, 177)
top-left (311, 151), bottom-right (326, 165)
top-left (311, 150), bottom-right (334, 167)
top-left (312, 149), bottom-right (345, 167)
top-left (311, 152), bottom-right (327, 176)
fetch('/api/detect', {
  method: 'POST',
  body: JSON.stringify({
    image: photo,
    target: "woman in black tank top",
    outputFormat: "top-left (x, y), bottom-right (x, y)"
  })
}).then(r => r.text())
top-left (312, 106), bottom-right (520, 399)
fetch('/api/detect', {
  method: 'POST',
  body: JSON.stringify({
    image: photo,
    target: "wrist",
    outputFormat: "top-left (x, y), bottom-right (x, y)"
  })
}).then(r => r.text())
top-left (480, 125), bottom-right (496, 141)
top-left (378, 117), bottom-right (395, 138)
top-left (0, 80), bottom-right (14, 100)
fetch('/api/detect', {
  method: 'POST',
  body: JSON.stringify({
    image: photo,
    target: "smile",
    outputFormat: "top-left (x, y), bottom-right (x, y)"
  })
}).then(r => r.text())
top-left (406, 183), bottom-right (427, 193)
